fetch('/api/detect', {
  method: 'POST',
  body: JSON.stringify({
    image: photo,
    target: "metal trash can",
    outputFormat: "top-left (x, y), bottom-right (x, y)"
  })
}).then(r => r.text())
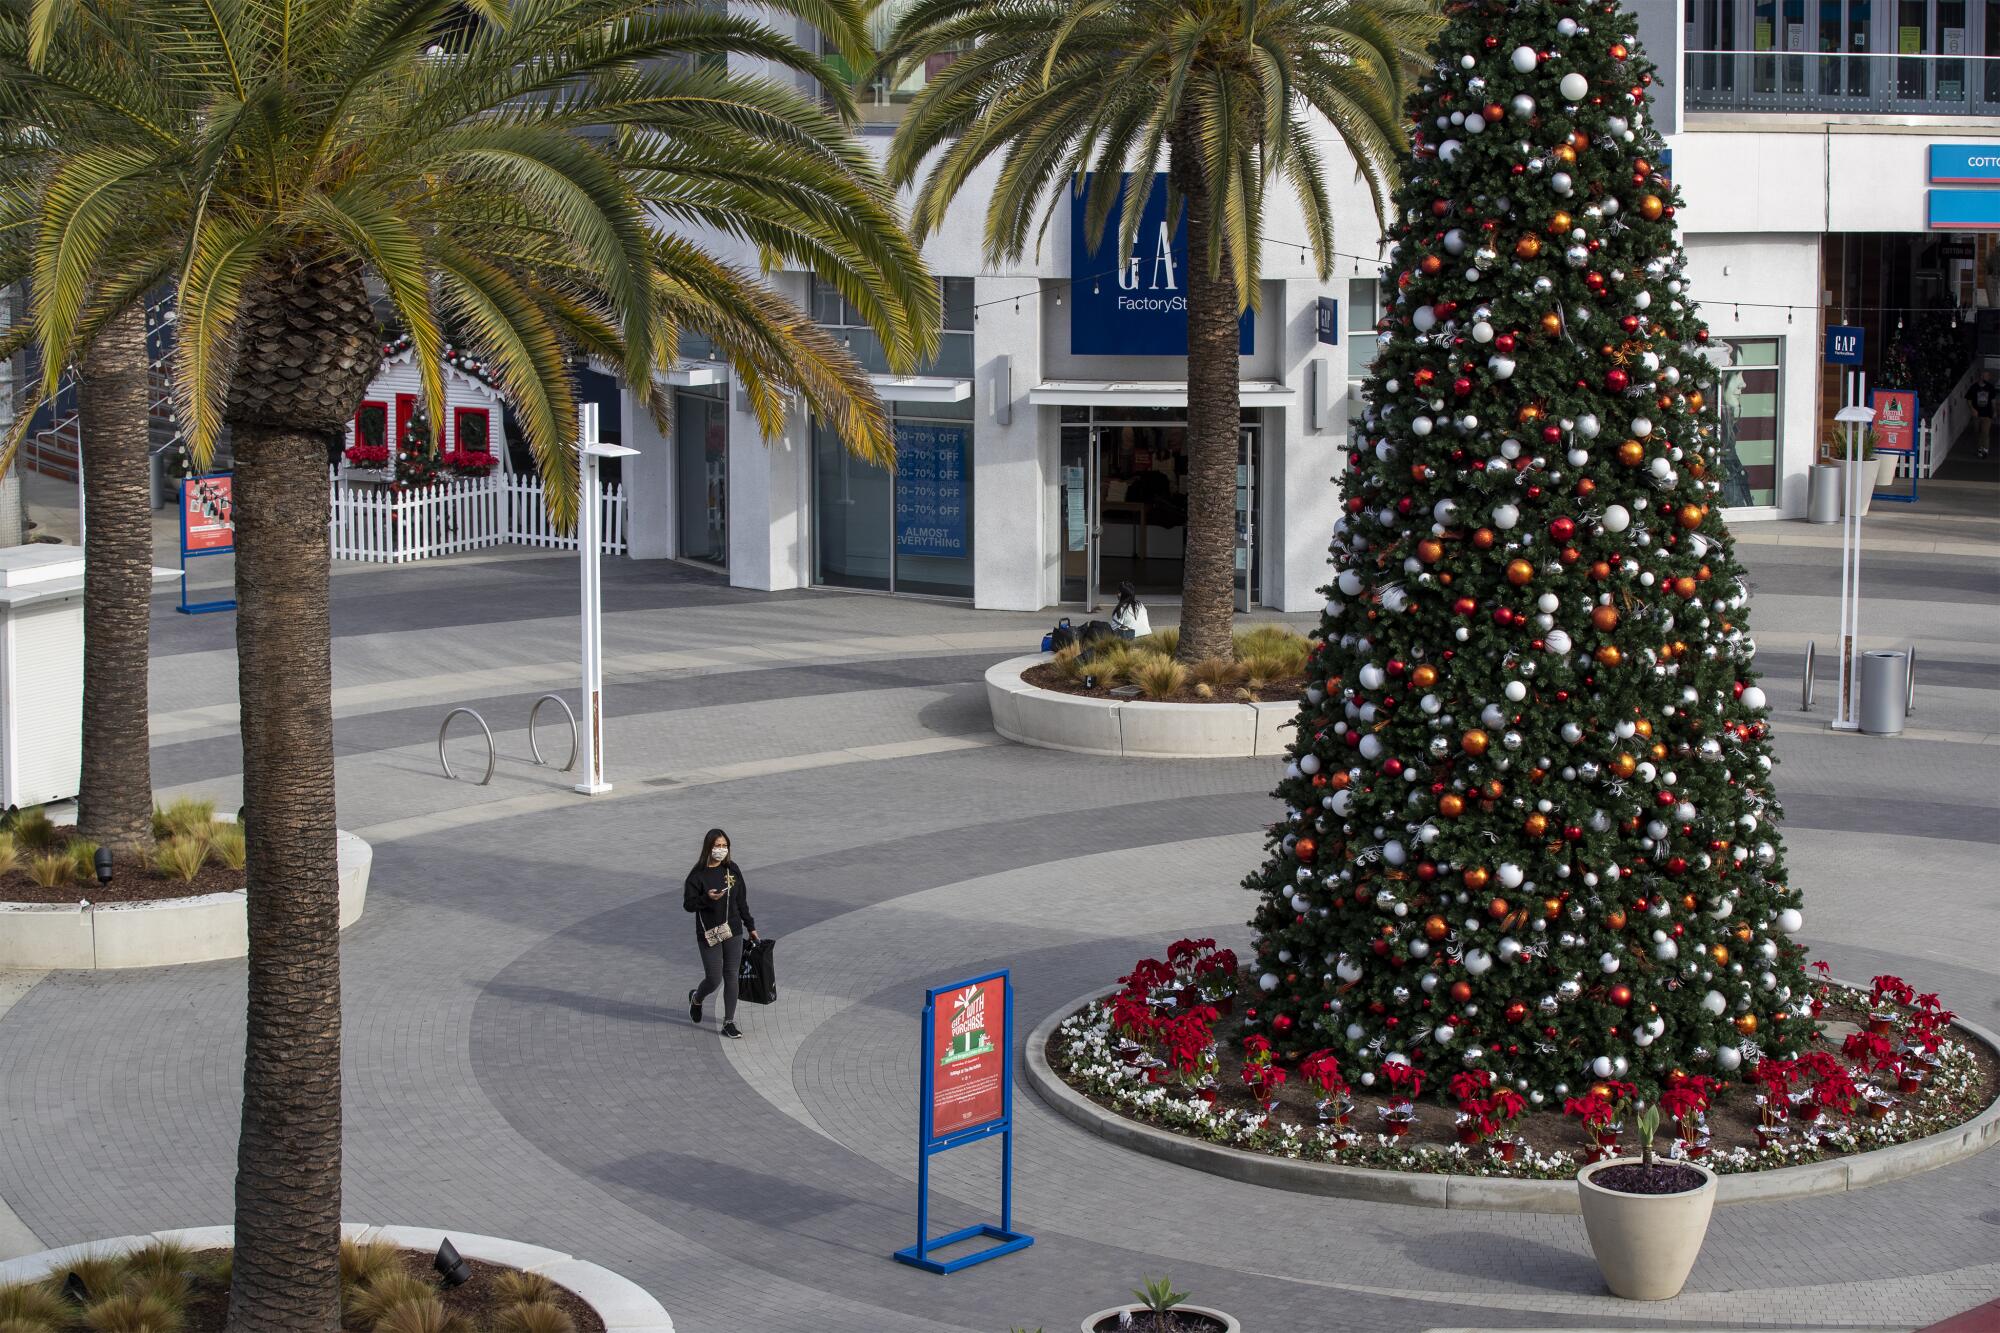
top-left (1860, 650), bottom-right (1908, 736)
top-left (1807, 463), bottom-right (1842, 524)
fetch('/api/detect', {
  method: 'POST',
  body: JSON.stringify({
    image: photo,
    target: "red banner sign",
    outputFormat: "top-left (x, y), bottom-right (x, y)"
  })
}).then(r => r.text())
top-left (181, 476), bottom-right (235, 552)
top-left (929, 976), bottom-right (1006, 1140)
top-left (1870, 389), bottom-right (1918, 454)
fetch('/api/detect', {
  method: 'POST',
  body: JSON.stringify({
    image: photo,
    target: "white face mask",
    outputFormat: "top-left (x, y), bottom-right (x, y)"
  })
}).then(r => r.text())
top-left (710, 845), bottom-right (729, 861)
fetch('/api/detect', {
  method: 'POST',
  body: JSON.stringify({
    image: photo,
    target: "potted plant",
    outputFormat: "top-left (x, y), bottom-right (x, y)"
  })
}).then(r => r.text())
top-left (1833, 432), bottom-right (1877, 516)
top-left (1375, 1058), bottom-right (1422, 1138)
top-left (1564, 1081), bottom-right (1630, 1163)
top-left (1082, 1276), bottom-right (1240, 1333)
top-left (1576, 1100), bottom-right (1720, 1301)
top-left (1298, 1049), bottom-right (1354, 1139)
top-left (1659, 1076), bottom-right (1716, 1160)
top-left (1239, 1035), bottom-right (1287, 1114)
top-left (1449, 1069), bottom-right (1527, 1159)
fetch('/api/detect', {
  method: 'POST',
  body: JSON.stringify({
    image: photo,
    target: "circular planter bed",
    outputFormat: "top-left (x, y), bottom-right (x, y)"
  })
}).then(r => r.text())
top-left (986, 656), bottom-right (1299, 758)
top-left (0, 831), bottom-right (372, 970)
top-left (1027, 980), bottom-right (2000, 1213)
top-left (1083, 1303), bottom-right (1239, 1332)
top-left (0, 1224), bottom-right (674, 1332)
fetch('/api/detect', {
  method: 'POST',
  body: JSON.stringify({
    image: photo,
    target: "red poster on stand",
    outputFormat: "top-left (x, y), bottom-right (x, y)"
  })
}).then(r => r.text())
top-left (928, 976), bottom-right (1007, 1140)
top-left (1870, 389), bottom-right (1918, 454)
top-left (181, 476), bottom-right (235, 553)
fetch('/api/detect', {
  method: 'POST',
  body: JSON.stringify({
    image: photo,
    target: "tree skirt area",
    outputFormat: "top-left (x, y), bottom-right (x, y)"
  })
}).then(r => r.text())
top-left (1, 828), bottom-right (243, 904)
top-left (1047, 977), bottom-right (1996, 1180)
top-left (3, 1244), bottom-right (606, 1333)
top-left (1021, 661), bottom-right (1305, 706)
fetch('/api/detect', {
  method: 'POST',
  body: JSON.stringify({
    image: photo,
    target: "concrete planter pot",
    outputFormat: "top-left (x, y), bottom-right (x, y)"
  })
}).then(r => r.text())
top-left (1082, 1304), bottom-right (1240, 1332)
top-left (984, 655), bottom-right (1295, 759)
top-left (1840, 460), bottom-right (1874, 516)
top-left (0, 1224), bottom-right (674, 1331)
top-left (1575, 1157), bottom-right (1717, 1300)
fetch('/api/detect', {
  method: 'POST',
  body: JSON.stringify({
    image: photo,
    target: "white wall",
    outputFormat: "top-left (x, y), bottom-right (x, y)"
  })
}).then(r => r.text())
top-left (971, 276), bottom-right (1045, 610)
top-left (621, 387), bottom-right (675, 560)
top-left (1670, 126), bottom-right (2000, 236)
top-left (726, 275), bottom-right (812, 590)
top-left (1680, 233), bottom-right (1822, 518)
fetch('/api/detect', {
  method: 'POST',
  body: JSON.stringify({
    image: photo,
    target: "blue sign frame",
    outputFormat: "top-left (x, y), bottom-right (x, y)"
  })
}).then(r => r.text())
top-left (1824, 325), bottom-right (1864, 365)
top-left (1869, 388), bottom-right (1921, 506)
top-left (176, 472), bottom-right (237, 615)
top-left (1927, 189), bottom-right (2000, 231)
top-left (891, 969), bottom-right (1034, 1275)
top-left (1928, 143), bottom-right (2000, 184)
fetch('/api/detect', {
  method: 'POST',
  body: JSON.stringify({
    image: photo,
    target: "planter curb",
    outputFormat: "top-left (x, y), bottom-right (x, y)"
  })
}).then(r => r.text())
top-left (1082, 1302), bottom-right (1242, 1333)
top-left (1024, 984), bottom-right (2000, 1214)
top-left (984, 654), bottom-right (1296, 759)
top-left (0, 829), bottom-right (371, 970)
top-left (0, 1224), bottom-right (673, 1332)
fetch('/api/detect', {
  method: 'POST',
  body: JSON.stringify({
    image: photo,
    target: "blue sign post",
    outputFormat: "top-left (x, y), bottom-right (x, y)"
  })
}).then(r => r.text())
top-left (176, 473), bottom-right (237, 615)
top-left (1824, 325), bottom-right (1865, 365)
top-left (892, 970), bottom-right (1033, 1275)
top-left (1069, 175), bottom-right (1252, 356)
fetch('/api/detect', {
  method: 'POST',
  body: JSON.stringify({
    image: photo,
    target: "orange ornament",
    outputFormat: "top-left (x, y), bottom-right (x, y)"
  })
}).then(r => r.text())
top-left (1463, 866), bottom-right (1491, 890)
top-left (1411, 664), bottom-right (1438, 688)
top-left (1548, 211), bottom-right (1573, 234)
top-left (1596, 645), bottom-right (1624, 667)
top-left (1650, 742), bottom-right (1668, 761)
top-left (1589, 560), bottom-right (1612, 580)
top-left (1483, 778), bottom-right (1505, 800)
top-left (1554, 144), bottom-right (1576, 165)
top-left (1591, 605), bottom-right (1620, 631)
top-left (1461, 729), bottom-right (1490, 756)
top-left (1471, 527), bottom-right (1496, 550)
top-left (1506, 559), bottom-right (1534, 586)
top-left (1606, 908), bottom-right (1628, 931)
top-left (1424, 914), bottom-right (1449, 940)
top-left (1634, 719), bottom-right (1653, 738)
top-left (1618, 440), bottom-right (1646, 466)
top-left (1609, 753), bottom-right (1637, 778)
top-left (1543, 896), bottom-right (1563, 919)
top-left (1673, 576), bottom-right (1698, 598)
top-left (1515, 234), bottom-right (1543, 260)
top-left (1440, 792), bottom-right (1466, 818)
top-left (1540, 312), bottom-right (1563, 336)
top-left (1710, 944), bottom-right (1730, 966)
top-left (1450, 980), bottom-right (1474, 1004)
top-left (1524, 813), bottom-right (1549, 838)
top-left (1639, 194), bottom-right (1664, 220)
top-left (1488, 897), bottom-right (1511, 920)
top-left (1678, 504), bottom-right (1705, 529)
top-left (1417, 538), bottom-right (1444, 563)
top-left (1734, 1013), bottom-right (1759, 1036)
top-left (1688, 390), bottom-right (1705, 411)
top-left (1295, 837), bottom-right (1317, 862)
top-left (1570, 131), bottom-right (1591, 153)
top-left (1420, 254), bottom-right (1444, 275)
top-left (1517, 403), bottom-right (1543, 425)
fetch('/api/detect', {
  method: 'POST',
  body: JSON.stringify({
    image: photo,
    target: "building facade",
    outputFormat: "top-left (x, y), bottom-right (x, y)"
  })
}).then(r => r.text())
top-left (618, 4), bottom-right (2000, 612)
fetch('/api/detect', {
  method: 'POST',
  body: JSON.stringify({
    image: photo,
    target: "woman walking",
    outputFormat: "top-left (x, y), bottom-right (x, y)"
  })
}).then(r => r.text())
top-left (686, 828), bottom-right (758, 1038)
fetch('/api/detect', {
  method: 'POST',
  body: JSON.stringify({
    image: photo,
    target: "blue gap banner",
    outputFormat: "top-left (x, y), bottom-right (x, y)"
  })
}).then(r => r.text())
top-left (894, 422), bottom-right (968, 558)
top-left (1069, 174), bottom-right (1253, 357)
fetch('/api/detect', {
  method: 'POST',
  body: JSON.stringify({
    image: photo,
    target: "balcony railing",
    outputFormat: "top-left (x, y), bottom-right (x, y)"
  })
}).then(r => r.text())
top-left (1686, 49), bottom-right (2000, 117)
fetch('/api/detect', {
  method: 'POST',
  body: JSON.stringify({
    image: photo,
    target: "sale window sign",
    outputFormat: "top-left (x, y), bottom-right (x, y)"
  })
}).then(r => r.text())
top-left (928, 975), bottom-right (1007, 1141)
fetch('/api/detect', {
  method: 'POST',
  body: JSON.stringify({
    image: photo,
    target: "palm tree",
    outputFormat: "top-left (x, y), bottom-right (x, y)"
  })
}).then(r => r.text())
top-left (2, 3), bottom-right (936, 1330)
top-left (878, 0), bottom-right (1436, 660)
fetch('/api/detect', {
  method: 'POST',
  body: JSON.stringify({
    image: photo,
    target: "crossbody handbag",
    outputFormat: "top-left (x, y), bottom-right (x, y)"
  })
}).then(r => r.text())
top-left (701, 869), bottom-right (736, 947)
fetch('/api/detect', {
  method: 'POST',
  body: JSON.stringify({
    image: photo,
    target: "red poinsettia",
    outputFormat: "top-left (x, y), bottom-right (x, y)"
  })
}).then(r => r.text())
top-left (1870, 974), bottom-right (1916, 1008)
top-left (1159, 1006), bottom-right (1219, 1078)
top-left (1378, 1059), bottom-right (1424, 1107)
top-left (1563, 1095), bottom-right (1617, 1129)
top-left (1797, 1050), bottom-right (1860, 1115)
top-left (1240, 1033), bottom-right (1286, 1108)
top-left (1297, 1049), bottom-right (1349, 1100)
top-left (1659, 1076), bottom-right (1719, 1138)
top-left (1842, 1029), bottom-right (1899, 1073)
top-left (344, 443), bottom-right (390, 468)
top-left (1109, 991), bottom-right (1160, 1041)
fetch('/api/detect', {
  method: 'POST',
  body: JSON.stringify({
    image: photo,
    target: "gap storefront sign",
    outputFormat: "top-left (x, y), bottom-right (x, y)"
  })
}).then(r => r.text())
top-left (1069, 174), bottom-right (1253, 356)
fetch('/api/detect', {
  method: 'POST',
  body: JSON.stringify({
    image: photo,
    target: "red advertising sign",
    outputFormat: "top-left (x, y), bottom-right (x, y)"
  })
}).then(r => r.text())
top-left (1870, 389), bottom-right (1918, 454)
top-left (928, 976), bottom-right (1007, 1140)
top-left (181, 475), bottom-right (235, 553)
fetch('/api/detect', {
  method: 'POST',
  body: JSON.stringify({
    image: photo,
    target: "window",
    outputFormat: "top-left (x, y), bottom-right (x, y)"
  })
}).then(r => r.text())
top-left (1705, 336), bottom-right (1783, 508)
top-left (453, 406), bottom-right (491, 454)
top-left (354, 401), bottom-right (387, 451)
top-left (813, 396), bottom-right (974, 598)
top-left (675, 388), bottom-right (728, 566)
top-left (822, 0), bottom-right (961, 128)
top-left (812, 276), bottom-right (974, 377)
top-left (1346, 279), bottom-right (1380, 380)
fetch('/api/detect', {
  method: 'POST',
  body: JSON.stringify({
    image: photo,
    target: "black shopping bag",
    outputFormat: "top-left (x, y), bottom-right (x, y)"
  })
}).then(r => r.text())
top-left (739, 937), bottom-right (777, 1005)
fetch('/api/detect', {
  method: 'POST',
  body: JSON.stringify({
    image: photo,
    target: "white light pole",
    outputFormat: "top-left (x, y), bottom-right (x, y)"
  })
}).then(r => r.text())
top-left (1831, 390), bottom-right (1875, 733)
top-left (575, 402), bottom-right (636, 794)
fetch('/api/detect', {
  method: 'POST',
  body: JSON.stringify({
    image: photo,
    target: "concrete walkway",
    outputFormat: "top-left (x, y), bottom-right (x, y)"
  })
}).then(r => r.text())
top-left (0, 500), bottom-right (1996, 1331)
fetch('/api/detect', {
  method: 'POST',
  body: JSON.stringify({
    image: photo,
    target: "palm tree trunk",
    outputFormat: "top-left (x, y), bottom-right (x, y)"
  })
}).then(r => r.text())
top-left (222, 255), bottom-right (376, 1333)
top-left (1175, 149), bottom-right (1241, 665)
top-left (75, 304), bottom-right (155, 856)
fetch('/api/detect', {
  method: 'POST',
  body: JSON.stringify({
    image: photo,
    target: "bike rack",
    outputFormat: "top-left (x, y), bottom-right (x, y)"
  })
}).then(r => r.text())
top-left (1801, 640), bottom-right (1815, 712)
top-left (438, 694), bottom-right (580, 786)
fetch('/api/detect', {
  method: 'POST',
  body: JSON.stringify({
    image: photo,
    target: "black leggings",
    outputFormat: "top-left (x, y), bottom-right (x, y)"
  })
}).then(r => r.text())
top-left (694, 932), bottom-right (744, 1022)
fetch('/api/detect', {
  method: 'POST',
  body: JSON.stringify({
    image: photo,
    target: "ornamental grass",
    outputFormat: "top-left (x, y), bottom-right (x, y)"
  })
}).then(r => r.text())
top-left (492, 1302), bottom-right (574, 1333)
top-left (205, 824), bottom-right (247, 873)
top-left (0, 1280), bottom-right (68, 1326)
top-left (344, 1271), bottom-right (435, 1326)
top-left (25, 854), bottom-right (71, 890)
top-left (1131, 658), bottom-right (1190, 700)
top-left (154, 799), bottom-right (216, 843)
top-left (0, 833), bottom-right (17, 878)
top-left (79, 1291), bottom-right (182, 1333)
top-left (9, 809), bottom-right (58, 851)
top-left (491, 1273), bottom-right (558, 1307)
top-left (152, 838), bottom-right (208, 884)
top-left (339, 1239), bottom-right (401, 1290)
top-left (371, 1297), bottom-right (471, 1333)
top-left (64, 840), bottom-right (100, 885)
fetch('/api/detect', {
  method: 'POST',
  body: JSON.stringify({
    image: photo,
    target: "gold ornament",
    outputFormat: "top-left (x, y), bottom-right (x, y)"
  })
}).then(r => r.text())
top-left (1618, 440), bottom-right (1646, 466)
top-left (1540, 312), bottom-right (1563, 336)
top-left (1506, 559), bottom-right (1535, 586)
top-left (1735, 1013), bottom-right (1759, 1036)
top-left (1515, 234), bottom-right (1543, 259)
top-left (1678, 504), bottom-right (1705, 530)
top-left (1525, 813), bottom-right (1549, 837)
top-left (1463, 865), bottom-right (1492, 890)
top-left (1440, 793), bottom-right (1466, 818)
top-left (1639, 194), bottom-right (1664, 220)
top-left (1412, 664), bottom-right (1439, 688)
top-left (1595, 645), bottom-right (1624, 667)
top-left (1461, 729), bottom-right (1491, 756)
top-left (1591, 605), bottom-right (1620, 631)
top-left (1609, 753), bottom-right (1637, 778)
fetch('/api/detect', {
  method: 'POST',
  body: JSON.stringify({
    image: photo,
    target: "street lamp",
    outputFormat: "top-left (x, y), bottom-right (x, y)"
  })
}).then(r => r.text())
top-left (1831, 401), bottom-right (1875, 732)
top-left (575, 402), bottom-right (636, 795)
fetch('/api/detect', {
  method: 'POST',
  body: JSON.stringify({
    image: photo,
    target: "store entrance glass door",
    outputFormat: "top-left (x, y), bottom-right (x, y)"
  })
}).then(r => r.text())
top-left (1058, 424), bottom-right (1098, 608)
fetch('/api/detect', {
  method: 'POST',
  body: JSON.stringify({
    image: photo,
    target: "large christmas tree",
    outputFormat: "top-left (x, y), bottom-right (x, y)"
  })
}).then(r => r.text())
top-left (1246, 0), bottom-right (1811, 1108)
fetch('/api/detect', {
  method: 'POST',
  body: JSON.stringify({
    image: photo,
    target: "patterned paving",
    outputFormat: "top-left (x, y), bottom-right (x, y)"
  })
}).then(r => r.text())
top-left (1, 481), bottom-right (1997, 1332)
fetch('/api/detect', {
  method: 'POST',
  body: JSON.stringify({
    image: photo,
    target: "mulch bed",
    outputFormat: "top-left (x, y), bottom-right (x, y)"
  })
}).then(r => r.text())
top-left (1022, 661), bottom-right (1305, 706)
top-left (1, 826), bottom-right (244, 905)
top-left (1592, 1162), bottom-right (1707, 1194)
top-left (1053, 992), bottom-right (1998, 1166)
top-left (1090, 1314), bottom-right (1230, 1333)
top-left (173, 1249), bottom-right (607, 1332)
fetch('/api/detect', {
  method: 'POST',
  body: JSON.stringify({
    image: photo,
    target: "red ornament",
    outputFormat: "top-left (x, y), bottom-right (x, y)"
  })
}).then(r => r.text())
top-left (1453, 596), bottom-right (1478, 616)
top-left (1295, 838), bottom-right (1317, 862)
top-left (1621, 315), bottom-right (1641, 333)
top-left (1609, 984), bottom-right (1633, 1008)
top-left (1504, 1001), bottom-right (1528, 1024)
top-left (1548, 516), bottom-right (1576, 542)
top-left (1494, 333), bottom-right (1517, 353)
top-left (1452, 376), bottom-right (1473, 397)
top-left (1605, 368), bottom-right (1630, 392)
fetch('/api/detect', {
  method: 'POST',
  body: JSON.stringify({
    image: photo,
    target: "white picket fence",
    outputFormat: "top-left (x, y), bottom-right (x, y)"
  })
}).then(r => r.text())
top-left (328, 470), bottom-right (626, 564)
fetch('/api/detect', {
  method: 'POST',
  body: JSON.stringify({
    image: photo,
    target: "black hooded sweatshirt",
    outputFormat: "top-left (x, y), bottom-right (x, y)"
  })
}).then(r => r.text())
top-left (684, 859), bottom-right (754, 938)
